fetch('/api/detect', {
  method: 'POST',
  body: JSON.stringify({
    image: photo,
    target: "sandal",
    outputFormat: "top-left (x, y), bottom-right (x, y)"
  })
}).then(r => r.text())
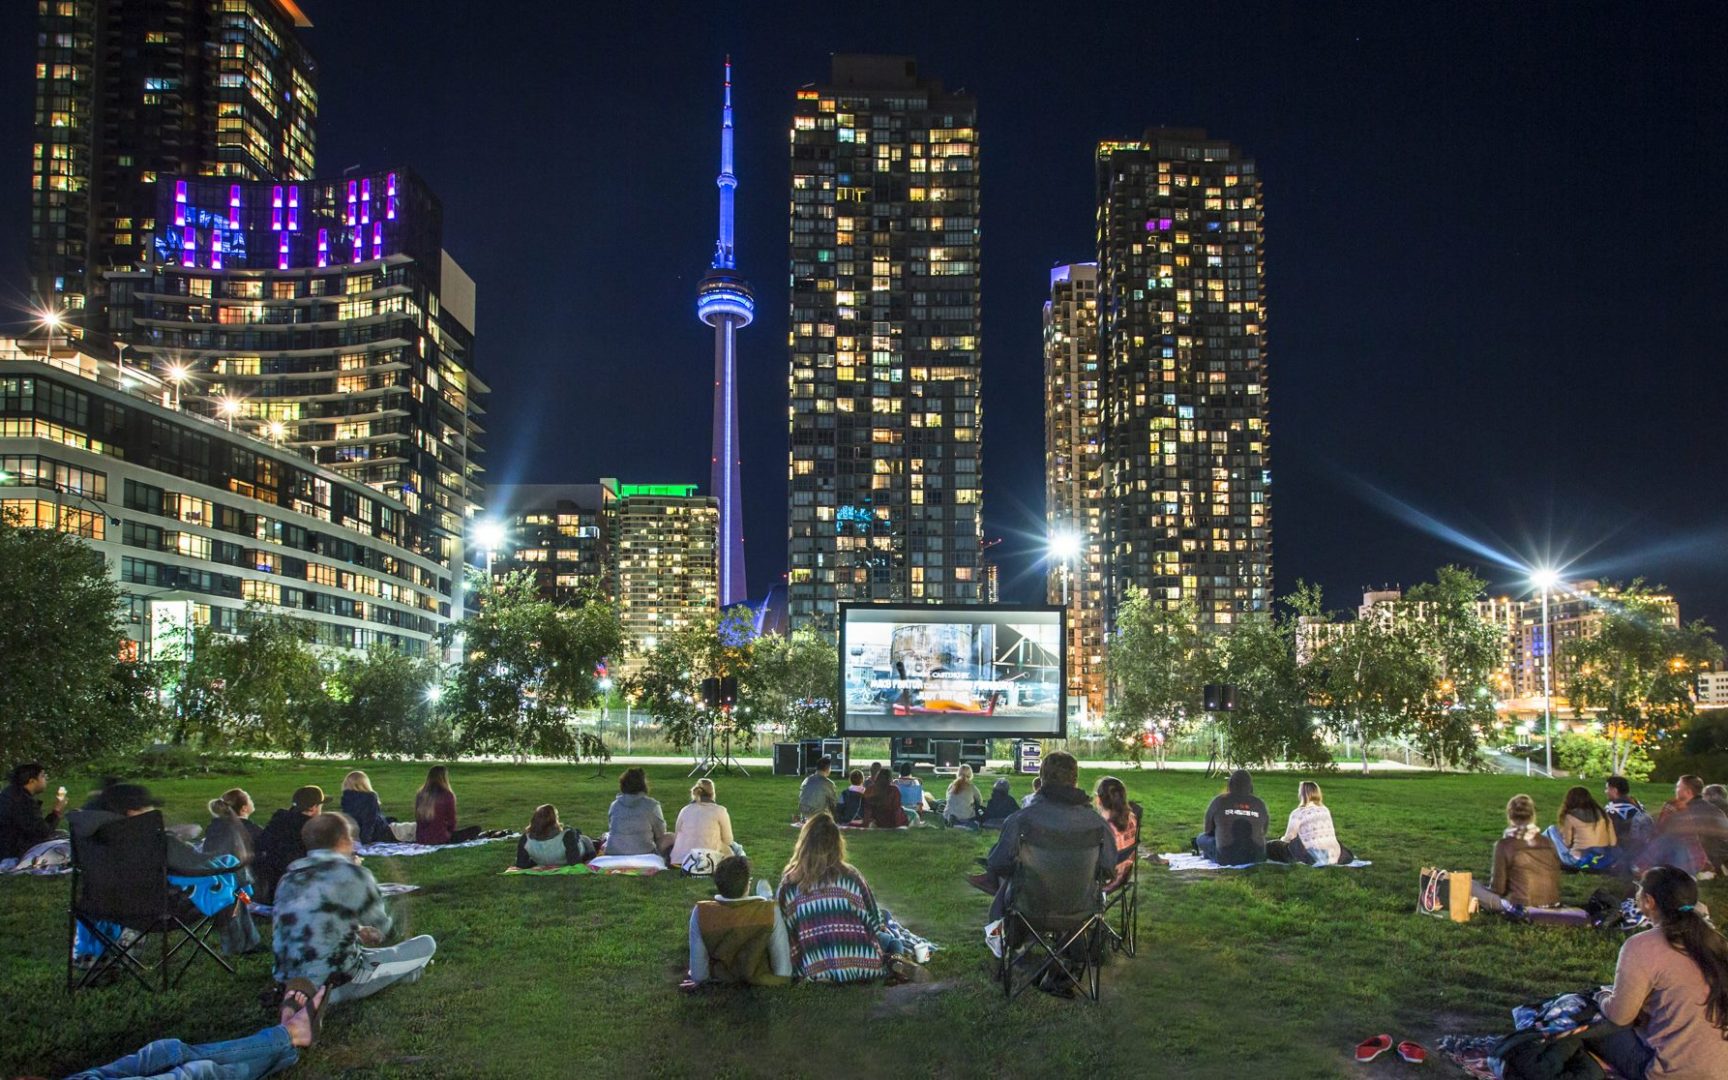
top-left (1354, 1034), bottom-right (1393, 1063)
top-left (1397, 1041), bottom-right (1428, 1064)
top-left (279, 977), bottom-right (328, 1045)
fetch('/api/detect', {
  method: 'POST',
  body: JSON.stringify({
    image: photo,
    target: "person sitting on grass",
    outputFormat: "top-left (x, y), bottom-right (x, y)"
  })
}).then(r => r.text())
top-left (1641, 775), bottom-right (1728, 876)
top-left (798, 756), bottom-right (838, 822)
top-left (606, 767), bottom-right (671, 862)
top-left (893, 762), bottom-right (932, 815)
top-left (982, 778), bottom-right (1019, 828)
top-left (1658, 775), bottom-right (1705, 826)
top-left (836, 769), bottom-right (867, 825)
top-left (0, 761), bottom-right (66, 862)
top-left (204, 788), bottom-right (262, 866)
top-left (515, 804), bottom-right (596, 868)
top-left (1705, 784), bottom-right (1728, 817)
top-left (1590, 865), bottom-right (1728, 1078)
top-left (273, 811), bottom-right (437, 1009)
top-left (972, 752), bottom-right (1112, 917)
top-left (1021, 776), bottom-right (1042, 809)
top-left (943, 765), bottom-right (985, 828)
top-left (687, 854), bottom-right (791, 987)
top-left (776, 814), bottom-right (899, 983)
top-left (340, 770), bottom-right (394, 846)
top-left (1605, 775), bottom-right (1657, 868)
top-left (1094, 776), bottom-right (1140, 889)
top-left (1267, 781), bottom-right (1354, 867)
top-left (414, 765), bottom-right (483, 846)
top-left (1543, 785), bottom-right (1617, 871)
top-left (253, 785), bottom-right (325, 904)
top-left (858, 767), bottom-right (909, 829)
top-left (670, 778), bottom-right (744, 872)
top-left (1193, 769), bottom-right (1269, 865)
top-left (66, 1004), bottom-right (325, 1079)
top-left (1468, 794), bottom-right (1589, 925)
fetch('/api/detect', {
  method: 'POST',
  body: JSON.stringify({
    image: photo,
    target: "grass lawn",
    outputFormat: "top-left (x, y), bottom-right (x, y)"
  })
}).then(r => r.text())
top-left (3, 762), bottom-right (1721, 1078)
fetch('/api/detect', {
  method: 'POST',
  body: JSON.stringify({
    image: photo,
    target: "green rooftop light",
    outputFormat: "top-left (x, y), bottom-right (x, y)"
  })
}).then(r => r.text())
top-left (617, 484), bottom-right (699, 499)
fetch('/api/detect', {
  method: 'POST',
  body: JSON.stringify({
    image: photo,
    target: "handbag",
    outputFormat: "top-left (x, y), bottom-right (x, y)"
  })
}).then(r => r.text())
top-left (1418, 867), bottom-right (1474, 922)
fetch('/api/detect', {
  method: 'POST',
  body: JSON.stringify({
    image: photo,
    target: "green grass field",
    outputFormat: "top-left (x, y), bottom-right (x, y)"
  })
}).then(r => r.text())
top-left (2, 762), bottom-right (1720, 1079)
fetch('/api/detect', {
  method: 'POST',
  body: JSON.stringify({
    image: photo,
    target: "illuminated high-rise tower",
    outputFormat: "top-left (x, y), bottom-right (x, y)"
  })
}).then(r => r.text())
top-left (696, 57), bottom-right (752, 607)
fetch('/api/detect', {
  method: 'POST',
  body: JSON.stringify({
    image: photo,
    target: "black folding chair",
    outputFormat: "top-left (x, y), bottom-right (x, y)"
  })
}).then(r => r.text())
top-left (1102, 803), bottom-right (1142, 957)
top-left (67, 810), bottom-right (239, 993)
top-left (996, 819), bottom-right (1110, 1002)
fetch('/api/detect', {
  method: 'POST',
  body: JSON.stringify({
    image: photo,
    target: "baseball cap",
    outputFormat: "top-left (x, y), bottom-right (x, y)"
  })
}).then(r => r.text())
top-left (290, 785), bottom-right (326, 812)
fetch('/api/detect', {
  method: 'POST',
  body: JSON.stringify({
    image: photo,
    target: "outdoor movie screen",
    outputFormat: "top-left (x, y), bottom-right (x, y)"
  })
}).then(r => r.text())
top-left (837, 604), bottom-right (1066, 738)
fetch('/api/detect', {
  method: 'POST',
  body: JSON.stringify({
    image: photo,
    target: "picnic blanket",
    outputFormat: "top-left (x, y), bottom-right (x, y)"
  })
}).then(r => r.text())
top-left (356, 835), bottom-right (509, 858)
top-left (884, 912), bottom-right (939, 956)
top-left (786, 820), bottom-right (909, 831)
top-left (0, 838), bottom-right (72, 876)
top-left (1156, 852), bottom-right (1373, 871)
top-left (503, 861), bottom-right (663, 877)
top-left (249, 881), bottom-right (419, 918)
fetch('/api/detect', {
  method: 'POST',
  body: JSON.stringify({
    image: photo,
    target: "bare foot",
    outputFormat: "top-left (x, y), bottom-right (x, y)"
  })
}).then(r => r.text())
top-left (279, 980), bottom-right (328, 1047)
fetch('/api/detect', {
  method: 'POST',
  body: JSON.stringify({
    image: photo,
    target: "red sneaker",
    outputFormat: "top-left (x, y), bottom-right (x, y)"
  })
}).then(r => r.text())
top-left (1355, 1035), bottom-right (1393, 1063)
top-left (1397, 1041), bottom-right (1428, 1064)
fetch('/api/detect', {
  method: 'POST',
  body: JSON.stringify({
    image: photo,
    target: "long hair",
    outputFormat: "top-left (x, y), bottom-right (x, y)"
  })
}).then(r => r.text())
top-left (1639, 866), bottom-right (1728, 1035)
top-left (690, 778), bottom-right (715, 803)
top-left (947, 764), bottom-right (975, 797)
top-left (343, 770), bottom-right (375, 794)
top-left (1298, 781), bottom-right (1324, 807)
top-left (1559, 785), bottom-right (1604, 823)
top-left (1095, 776), bottom-right (1131, 831)
top-left (783, 813), bottom-right (850, 889)
top-left (208, 787), bottom-right (249, 820)
top-left (416, 765), bottom-right (452, 817)
top-left (526, 804), bottom-right (561, 842)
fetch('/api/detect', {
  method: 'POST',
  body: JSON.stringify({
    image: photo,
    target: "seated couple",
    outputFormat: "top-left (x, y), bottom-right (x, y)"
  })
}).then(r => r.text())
top-left (1194, 772), bottom-right (1356, 867)
top-left (1640, 775), bottom-right (1728, 878)
top-left (607, 770), bottom-right (743, 870)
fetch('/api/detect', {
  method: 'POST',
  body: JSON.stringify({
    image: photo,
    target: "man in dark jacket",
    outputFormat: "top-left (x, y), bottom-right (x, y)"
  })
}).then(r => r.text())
top-left (252, 786), bottom-right (325, 903)
top-left (982, 751), bottom-right (1114, 920)
top-left (1195, 769), bottom-right (1269, 864)
top-left (0, 762), bottom-right (66, 860)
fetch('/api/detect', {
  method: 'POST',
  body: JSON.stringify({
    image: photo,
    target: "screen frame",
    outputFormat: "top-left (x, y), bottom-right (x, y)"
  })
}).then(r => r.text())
top-left (835, 602), bottom-right (1068, 739)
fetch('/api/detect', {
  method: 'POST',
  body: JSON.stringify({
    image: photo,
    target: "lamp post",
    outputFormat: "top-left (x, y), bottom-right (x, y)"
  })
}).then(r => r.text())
top-left (164, 364), bottom-right (190, 410)
top-left (218, 397), bottom-right (241, 431)
top-left (1530, 566), bottom-right (1560, 777)
top-left (471, 519), bottom-right (506, 582)
top-left (1048, 530), bottom-right (1082, 605)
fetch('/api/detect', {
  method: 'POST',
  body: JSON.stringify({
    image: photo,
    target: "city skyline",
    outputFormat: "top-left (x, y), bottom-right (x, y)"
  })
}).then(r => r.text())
top-left (3, 3), bottom-right (1724, 628)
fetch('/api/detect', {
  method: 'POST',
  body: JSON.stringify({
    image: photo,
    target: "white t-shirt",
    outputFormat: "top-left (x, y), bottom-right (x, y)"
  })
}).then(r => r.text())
top-left (1282, 804), bottom-right (1342, 864)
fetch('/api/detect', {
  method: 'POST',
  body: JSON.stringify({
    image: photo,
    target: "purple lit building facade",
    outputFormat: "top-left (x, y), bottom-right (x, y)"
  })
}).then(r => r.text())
top-left (696, 60), bottom-right (751, 607)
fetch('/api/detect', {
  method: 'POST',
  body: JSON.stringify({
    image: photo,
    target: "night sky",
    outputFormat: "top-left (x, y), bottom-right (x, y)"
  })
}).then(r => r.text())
top-left (3, 2), bottom-right (1724, 626)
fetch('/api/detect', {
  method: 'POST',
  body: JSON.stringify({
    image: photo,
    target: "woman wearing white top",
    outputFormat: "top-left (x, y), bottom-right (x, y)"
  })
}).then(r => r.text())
top-left (1267, 781), bottom-right (1353, 866)
top-left (669, 778), bottom-right (745, 872)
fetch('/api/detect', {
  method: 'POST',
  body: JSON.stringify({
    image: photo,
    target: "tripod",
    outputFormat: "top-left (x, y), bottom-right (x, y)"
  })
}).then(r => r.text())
top-left (689, 712), bottom-right (751, 777)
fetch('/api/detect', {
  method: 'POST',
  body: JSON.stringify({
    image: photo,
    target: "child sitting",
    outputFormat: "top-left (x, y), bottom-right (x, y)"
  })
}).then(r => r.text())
top-left (687, 855), bottom-right (791, 986)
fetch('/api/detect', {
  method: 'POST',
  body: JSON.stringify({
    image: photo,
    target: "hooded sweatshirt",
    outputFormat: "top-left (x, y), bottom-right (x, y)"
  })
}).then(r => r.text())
top-left (1202, 771), bottom-right (1269, 865)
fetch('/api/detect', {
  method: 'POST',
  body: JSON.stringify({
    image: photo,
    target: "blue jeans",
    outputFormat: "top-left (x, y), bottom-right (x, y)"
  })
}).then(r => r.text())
top-left (67, 1025), bottom-right (296, 1080)
top-left (1194, 834), bottom-right (1218, 861)
top-left (1587, 1025), bottom-right (1654, 1080)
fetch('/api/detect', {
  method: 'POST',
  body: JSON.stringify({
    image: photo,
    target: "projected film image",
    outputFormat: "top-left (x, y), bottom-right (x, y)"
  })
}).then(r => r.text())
top-left (839, 606), bottom-right (1064, 737)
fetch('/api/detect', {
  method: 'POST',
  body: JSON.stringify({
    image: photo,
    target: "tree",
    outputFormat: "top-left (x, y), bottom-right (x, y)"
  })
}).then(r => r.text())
top-left (627, 607), bottom-right (756, 750)
top-left (1402, 566), bottom-right (1504, 770)
top-left (1103, 587), bottom-right (1206, 766)
top-left (318, 646), bottom-right (450, 758)
top-left (1306, 600), bottom-right (1433, 774)
top-left (1206, 609), bottom-right (1331, 769)
top-left (0, 514), bottom-right (162, 767)
top-left (444, 571), bottom-right (621, 761)
top-left (1566, 581), bottom-right (1722, 774)
top-left (746, 626), bottom-right (839, 741)
top-left (178, 607), bottom-right (328, 753)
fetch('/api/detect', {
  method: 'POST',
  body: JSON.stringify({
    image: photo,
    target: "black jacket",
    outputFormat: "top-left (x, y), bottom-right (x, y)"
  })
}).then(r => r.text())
top-left (984, 785), bottom-right (1114, 882)
top-left (0, 784), bottom-right (59, 861)
top-left (341, 790), bottom-right (393, 845)
top-left (252, 808), bottom-right (311, 902)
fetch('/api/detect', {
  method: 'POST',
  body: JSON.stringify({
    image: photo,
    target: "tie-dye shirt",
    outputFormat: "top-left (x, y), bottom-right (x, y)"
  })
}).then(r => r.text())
top-left (271, 849), bottom-right (392, 986)
top-left (775, 867), bottom-right (886, 983)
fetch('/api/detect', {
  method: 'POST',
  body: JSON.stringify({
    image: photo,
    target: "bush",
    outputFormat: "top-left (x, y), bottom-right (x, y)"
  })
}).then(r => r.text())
top-left (1650, 712), bottom-right (1728, 782)
top-left (1554, 733), bottom-right (1653, 782)
top-left (82, 744), bottom-right (257, 782)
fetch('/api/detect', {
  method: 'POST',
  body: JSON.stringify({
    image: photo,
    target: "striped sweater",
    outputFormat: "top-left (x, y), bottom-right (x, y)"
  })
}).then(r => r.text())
top-left (775, 868), bottom-right (886, 984)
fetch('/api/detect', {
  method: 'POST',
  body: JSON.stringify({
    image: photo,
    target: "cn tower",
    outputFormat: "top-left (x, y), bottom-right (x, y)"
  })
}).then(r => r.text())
top-left (696, 57), bottom-right (751, 607)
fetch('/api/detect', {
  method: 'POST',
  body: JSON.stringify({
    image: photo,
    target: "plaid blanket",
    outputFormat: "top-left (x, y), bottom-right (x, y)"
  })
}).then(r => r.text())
top-left (355, 836), bottom-right (509, 858)
top-left (1156, 852), bottom-right (1373, 871)
top-left (0, 838), bottom-right (72, 875)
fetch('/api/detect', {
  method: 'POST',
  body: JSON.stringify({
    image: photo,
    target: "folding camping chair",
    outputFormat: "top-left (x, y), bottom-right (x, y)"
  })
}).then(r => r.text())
top-left (67, 809), bottom-right (239, 993)
top-left (996, 819), bottom-right (1110, 1001)
top-left (1101, 802), bottom-right (1142, 957)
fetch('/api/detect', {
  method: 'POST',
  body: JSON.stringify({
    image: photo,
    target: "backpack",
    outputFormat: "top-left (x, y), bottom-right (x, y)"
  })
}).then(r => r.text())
top-left (1610, 804), bottom-right (1656, 856)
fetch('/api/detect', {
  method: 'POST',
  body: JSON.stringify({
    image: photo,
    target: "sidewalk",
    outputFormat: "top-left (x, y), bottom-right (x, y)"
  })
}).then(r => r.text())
top-left (597, 754), bottom-right (1433, 774)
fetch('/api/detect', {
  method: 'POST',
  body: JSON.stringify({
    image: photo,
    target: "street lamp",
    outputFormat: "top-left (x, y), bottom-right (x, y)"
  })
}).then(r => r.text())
top-left (471, 519), bottom-right (506, 578)
top-left (164, 364), bottom-right (191, 410)
top-left (1530, 566), bottom-right (1560, 776)
top-left (265, 420), bottom-right (287, 445)
top-left (218, 397), bottom-right (242, 431)
top-left (1048, 530), bottom-right (1082, 605)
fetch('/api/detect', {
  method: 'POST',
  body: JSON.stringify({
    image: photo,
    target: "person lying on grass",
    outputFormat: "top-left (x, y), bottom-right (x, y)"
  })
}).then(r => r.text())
top-left (1590, 866), bottom-right (1728, 1079)
top-left (1543, 785), bottom-right (1617, 872)
top-left (1266, 781), bottom-right (1356, 867)
top-left (1468, 794), bottom-right (1590, 926)
top-left (515, 804), bottom-right (596, 869)
top-left (65, 993), bottom-right (327, 1080)
top-left (273, 811), bottom-right (438, 1008)
top-left (776, 813), bottom-right (901, 983)
top-left (687, 854), bottom-right (791, 987)
top-left (1193, 769), bottom-right (1269, 865)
